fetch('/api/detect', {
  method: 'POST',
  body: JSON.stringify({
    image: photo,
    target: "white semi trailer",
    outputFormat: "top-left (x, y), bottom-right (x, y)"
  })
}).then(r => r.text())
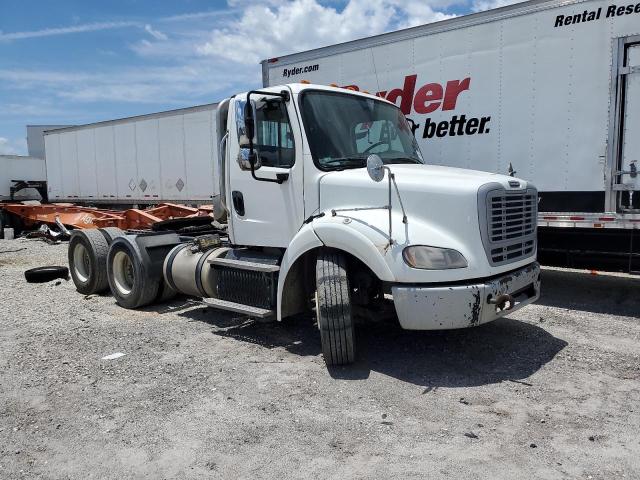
top-left (0, 155), bottom-right (46, 201)
top-left (67, 83), bottom-right (540, 366)
top-left (43, 104), bottom-right (218, 205)
top-left (262, 0), bottom-right (640, 273)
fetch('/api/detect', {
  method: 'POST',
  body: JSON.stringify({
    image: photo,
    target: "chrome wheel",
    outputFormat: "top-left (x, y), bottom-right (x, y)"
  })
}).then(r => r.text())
top-left (112, 250), bottom-right (135, 296)
top-left (72, 243), bottom-right (91, 283)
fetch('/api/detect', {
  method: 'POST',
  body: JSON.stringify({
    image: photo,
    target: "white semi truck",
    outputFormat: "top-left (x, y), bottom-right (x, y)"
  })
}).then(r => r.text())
top-left (262, 0), bottom-right (640, 273)
top-left (67, 83), bottom-right (540, 366)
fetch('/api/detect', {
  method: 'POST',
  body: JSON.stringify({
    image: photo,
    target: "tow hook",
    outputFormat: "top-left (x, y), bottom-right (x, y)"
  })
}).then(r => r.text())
top-left (489, 293), bottom-right (515, 312)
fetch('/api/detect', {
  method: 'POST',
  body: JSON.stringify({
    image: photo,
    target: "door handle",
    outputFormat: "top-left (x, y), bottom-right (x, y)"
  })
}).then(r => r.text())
top-left (232, 191), bottom-right (245, 216)
top-left (618, 161), bottom-right (637, 178)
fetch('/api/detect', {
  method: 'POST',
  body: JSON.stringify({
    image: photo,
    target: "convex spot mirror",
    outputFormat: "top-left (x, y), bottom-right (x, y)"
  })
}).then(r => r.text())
top-left (367, 154), bottom-right (385, 182)
top-left (237, 147), bottom-right (261, 170)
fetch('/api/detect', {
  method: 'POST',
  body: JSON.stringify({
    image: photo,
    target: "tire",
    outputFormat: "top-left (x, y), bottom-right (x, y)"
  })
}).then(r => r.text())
top-left (24, 266), bottom-right (69, 283)
top-left (107, 236), bottom-right (160, 309)
top-left (68, 230), bottom-right (110, 294)
top-left (99, 227), bottom-right (125, 245)
top-left (315, 249), bottom-right (356, 366)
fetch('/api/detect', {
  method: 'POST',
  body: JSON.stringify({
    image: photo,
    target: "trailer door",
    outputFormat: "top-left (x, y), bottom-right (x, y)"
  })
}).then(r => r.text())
top-left (610, 37), bottom-right (640, 212)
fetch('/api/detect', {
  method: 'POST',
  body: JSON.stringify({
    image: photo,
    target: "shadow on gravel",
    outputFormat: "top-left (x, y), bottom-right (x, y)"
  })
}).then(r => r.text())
top-left (330, 317), bottom-right (567, 387)
top-left (537, 268), bottom-right (640, 318)
top-left (177, 306), bottom-right (322, 358)
top-left (173, 301), bottom-right (566, 388)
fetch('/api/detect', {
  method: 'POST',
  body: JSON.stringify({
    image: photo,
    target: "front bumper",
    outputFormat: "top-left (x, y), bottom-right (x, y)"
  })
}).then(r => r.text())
top-left (391, 262), bottom-right (540, 330)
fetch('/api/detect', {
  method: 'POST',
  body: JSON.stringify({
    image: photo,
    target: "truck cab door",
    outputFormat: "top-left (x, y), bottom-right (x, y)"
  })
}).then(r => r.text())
top-left (226, 92), bottom-right (305, 247)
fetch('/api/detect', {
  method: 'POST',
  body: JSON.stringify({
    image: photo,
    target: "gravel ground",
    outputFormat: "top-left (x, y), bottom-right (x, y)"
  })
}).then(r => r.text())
top-left (1, 238), bottom-right (639, 479)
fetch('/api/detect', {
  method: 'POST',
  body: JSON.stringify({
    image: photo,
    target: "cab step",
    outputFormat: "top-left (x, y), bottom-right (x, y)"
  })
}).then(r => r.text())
top-left (208, 257), bottom-right (280, 273)
top-left (202, 298), bottom-right (274, 319)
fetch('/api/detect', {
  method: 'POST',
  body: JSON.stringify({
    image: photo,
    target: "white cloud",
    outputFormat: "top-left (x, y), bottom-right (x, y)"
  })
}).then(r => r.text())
top-left (397, 1), bottom-right (456, 28)
top-left (471, 0), bottom-right (523, 12)
top-left (160, 10), bottom-right (238, 22)
top-left (0, 21), bottom-right (139, 41)
top-left (197, 0), bottom-right (456, 64)
top-left (0, 136), bottom-right (27, 155)
top-left (0, 9), bottom-right (236, 42)
top-left (0, 63), bottom-right (256, 105)
top-left (144, 24), bottom-right (167, 41)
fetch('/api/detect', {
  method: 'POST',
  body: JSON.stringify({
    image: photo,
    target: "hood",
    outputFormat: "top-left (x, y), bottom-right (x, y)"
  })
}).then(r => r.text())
top-left (315, 163), bottom-right (535, 282)
top-left (320, 164), bottom-right (530, 210)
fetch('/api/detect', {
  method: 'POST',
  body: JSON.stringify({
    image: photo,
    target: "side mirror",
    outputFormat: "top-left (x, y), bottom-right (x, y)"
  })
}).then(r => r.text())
top-left (238, 100), bottom-right (260, 171)
top-left (243, 101), bottom-right (256, 142)
top-left (367, 154), bottom-right (385, 182)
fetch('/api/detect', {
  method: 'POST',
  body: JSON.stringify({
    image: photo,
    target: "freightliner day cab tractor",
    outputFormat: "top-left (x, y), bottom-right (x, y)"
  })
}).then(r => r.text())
top-left (67, 83), bottom-right (541, 366)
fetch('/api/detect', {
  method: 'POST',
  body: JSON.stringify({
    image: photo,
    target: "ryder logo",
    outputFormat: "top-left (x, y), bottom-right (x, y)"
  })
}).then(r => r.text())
top-left (336, 74), bottom-right (492, 140)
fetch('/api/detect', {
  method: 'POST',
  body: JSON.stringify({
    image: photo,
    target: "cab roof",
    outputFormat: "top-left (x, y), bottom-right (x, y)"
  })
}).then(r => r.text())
top-left (252, 83), bottom-right (396, 106)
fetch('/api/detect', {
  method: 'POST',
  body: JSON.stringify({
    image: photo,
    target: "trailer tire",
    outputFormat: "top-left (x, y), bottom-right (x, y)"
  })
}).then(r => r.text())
top-left (99, 227), bottom-right (125, 245)
top-left (68, 230), bottom-right (110, 294)
top-left (107, 236), bottom-right (160, 309)
top-left (24, 266), bottom-right (69, 283)
top-left (315, 249), bottom-right (356, 366)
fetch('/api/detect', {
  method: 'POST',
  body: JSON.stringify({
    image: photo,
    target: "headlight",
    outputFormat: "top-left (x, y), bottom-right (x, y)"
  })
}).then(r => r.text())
top-left (402, 246), bottom-right (468, 270)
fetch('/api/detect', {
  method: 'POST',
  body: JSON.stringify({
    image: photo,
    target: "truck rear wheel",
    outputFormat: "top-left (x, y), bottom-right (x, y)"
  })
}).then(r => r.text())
top-left (107, 237), bottom-right (159, 309)
top-left (315, 249), bottom-right (356, 366)
top-left (68, 229), bottom-right (110, 295)
top-left (99, 227), bottom-right (124, 244)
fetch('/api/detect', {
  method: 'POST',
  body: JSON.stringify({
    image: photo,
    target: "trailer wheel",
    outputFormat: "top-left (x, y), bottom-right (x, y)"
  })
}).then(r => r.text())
top-left (99, 227), bottom-right (125, 245)
top-left (315, 249), bottom-right (356, 366)
top-left (107, 236), bottom-right (159, 309)
top-left (68, 230), bottom-right (110, 294)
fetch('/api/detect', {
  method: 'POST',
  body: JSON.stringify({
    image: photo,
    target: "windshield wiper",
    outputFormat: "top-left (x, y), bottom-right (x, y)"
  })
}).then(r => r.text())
top-left (322, 157), bottom-right (367, 168)
top-left (383, 156), bottom-right (423, 165)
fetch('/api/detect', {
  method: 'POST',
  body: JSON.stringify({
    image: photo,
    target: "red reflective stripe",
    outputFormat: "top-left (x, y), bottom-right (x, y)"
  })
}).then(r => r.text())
top-left (543, 216), bottom-right (558, 220)
top-left (569, 216), bottom-right (584, 220)
top-left (598, 217), bottom-right (615, 221)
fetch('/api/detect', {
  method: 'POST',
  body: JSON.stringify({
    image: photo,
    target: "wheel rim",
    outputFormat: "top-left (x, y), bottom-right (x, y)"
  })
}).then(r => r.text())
top-left (112, 250), bottom-right (135, 296)
top-left (73, 243), bottom-right (91, 283)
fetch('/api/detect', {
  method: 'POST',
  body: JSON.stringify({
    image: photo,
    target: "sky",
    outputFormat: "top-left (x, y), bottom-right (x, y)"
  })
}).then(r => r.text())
top-left (0, 0), bottom-right (521, 155)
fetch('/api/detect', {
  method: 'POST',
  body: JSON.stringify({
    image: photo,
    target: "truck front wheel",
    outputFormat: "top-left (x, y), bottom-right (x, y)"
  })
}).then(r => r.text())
top-left (315, 249), bottom-right (356, 366)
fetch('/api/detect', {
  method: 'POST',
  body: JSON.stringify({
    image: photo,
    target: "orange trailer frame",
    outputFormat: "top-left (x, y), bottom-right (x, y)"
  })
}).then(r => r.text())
top-left (0, 203), bottom-right (213, 231)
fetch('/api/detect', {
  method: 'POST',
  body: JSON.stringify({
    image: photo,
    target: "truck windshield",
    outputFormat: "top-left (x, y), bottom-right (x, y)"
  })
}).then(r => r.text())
top-left (299, 90), bottom-right (424, 170)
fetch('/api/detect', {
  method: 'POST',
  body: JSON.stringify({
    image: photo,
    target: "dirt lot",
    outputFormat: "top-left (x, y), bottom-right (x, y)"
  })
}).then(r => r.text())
top-left (0, 238), bottom-right (639, 479)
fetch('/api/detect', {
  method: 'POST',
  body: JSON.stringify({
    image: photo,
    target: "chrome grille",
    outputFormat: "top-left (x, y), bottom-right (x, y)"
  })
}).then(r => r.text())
top-left (479, 186), bottom-right (537, 266)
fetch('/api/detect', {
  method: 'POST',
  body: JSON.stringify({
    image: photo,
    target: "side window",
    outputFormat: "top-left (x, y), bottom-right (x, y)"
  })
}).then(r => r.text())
top-left (354, 119), bottom-right (403, 154)
top-left (255, 99), bottom-right (295, 168)
top-left (235, 98), bottom-right (295, 168)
